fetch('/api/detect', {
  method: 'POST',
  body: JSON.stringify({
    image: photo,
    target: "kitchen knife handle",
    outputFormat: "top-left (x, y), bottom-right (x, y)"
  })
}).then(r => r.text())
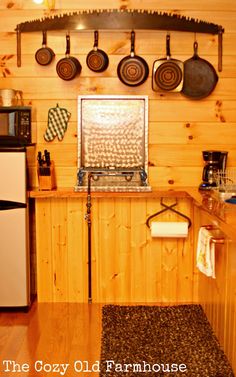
top-left (37, 151), bottom-right (43, 166)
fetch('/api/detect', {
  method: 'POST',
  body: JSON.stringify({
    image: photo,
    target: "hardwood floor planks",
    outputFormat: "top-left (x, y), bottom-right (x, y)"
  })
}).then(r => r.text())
top-left (0, 301), bottom-right (102, 376)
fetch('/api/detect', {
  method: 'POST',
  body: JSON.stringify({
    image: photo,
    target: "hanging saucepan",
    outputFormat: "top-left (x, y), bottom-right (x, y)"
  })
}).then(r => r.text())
top-left (117, 31), bottom-right (149, 87)
top-left (56, 33), bottom-right (82, 81)
top-left (35, 30), bottom-right (55, 66)
top-left (86, 31), bottom-right (109, 72)
top-left (181, 41), bottom-right (218, 100)
top-left (152, 34), bottom-right (183, 92)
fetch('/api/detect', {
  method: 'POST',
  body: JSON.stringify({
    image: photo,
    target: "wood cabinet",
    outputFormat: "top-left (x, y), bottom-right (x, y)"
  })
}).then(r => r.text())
top-left (35, 196), bottom-right (196, 304)
top-left (194, 206), bottom-right (236, 372)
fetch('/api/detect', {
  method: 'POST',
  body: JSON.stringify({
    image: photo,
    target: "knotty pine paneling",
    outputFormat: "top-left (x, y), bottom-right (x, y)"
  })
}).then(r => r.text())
top-left (224, 239), bottom-right (236, 370)
top-left (1, 9), bottom-right (236, 32)
top-left (1, 0), bottom-right (236, 190)
top-left (35, 198), bottom-right (53, 302)
top-left (35, 197), bottom-right (195, 303)
top-left (2, 31), bottom-right (225, 55)
top-left (195, 207), bottom-right (236, 373)
top-left (34, 120), bottom-right (236, 146)
top-left (6, 81), bottom-right (236, 103)
top-left (1, 0), bottom-right (235, 11)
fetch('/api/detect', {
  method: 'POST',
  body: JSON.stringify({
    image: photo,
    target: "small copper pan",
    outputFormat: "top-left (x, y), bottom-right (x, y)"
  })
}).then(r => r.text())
top-left (35, 30), bottom-right (55, 66)
top-left (56, 33), bottom-right (82, 81)
top-left (86, 31), bottom-right (109, 72)
top-left (117, 31), bottom-right (149, 87)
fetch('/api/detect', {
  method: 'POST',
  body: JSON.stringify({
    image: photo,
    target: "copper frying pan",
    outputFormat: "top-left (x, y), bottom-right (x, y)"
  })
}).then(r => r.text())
top-left (56, 33), bottom-right (82, 81)
top-left (86, 31), bottom-right (109, 72)
top-left (117, 31), bottom-right (149, 87)
top-left (35, 30), bottom-right (55, 66)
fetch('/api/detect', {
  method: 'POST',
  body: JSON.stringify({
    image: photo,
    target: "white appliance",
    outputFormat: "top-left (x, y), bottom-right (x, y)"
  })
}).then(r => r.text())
top-left (0, 146), bottom-right (30, 308)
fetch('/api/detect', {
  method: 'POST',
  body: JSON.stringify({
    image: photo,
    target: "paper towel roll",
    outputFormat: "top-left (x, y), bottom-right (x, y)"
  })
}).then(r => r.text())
top-left (150, 222), bottom-right (188, 238)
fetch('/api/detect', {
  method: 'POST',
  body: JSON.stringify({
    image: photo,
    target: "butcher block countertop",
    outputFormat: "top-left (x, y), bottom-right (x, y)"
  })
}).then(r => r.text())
top-left (29, 186), bottom-right (236, 240)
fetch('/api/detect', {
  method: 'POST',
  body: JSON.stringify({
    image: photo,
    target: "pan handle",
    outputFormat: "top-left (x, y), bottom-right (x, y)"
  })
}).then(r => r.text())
top-left (130, 30), bottom-right (135, 57)
top-left (42, 30), bottom-right (47, 47)
top-left (93, 30), bottom-right (99, 50)
top-left (166, 33), bottom-right (171, 59)
top-left (65, 33), bottom-right (70, 57)
top-left (193, 41), bottom-right (199, 59)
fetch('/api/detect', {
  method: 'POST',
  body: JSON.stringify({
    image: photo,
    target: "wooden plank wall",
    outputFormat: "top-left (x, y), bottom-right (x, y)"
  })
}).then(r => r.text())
top-left (195, 208), bottom-right (236, 372)
top-left (1, 0), bottom-right (236, 189)
top-left (35, 197), bottom-right (196, 303)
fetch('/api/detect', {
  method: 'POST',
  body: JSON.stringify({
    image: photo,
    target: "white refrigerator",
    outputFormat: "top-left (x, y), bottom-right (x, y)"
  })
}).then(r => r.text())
top-left (0, 147), bottom-right (30, 308)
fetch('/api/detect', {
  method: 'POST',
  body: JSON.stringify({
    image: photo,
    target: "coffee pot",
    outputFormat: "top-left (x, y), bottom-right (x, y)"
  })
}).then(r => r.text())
top-left (199, 150), bottom-right (228, 190)
top-left (0, 89), bottom-right (23, 107)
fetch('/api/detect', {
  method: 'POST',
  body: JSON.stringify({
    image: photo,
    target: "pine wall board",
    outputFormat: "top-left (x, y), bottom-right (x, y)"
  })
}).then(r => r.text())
top-left (1, 0), bottom-right (236, 11)
top-left (195, 207), bottom-right (236, 373)
top-left (1, 1), bottom-right (236, 189)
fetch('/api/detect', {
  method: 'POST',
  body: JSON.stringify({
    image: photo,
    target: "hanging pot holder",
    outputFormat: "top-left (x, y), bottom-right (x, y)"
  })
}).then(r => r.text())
top-left (44, 103), bottom-right (71, 141)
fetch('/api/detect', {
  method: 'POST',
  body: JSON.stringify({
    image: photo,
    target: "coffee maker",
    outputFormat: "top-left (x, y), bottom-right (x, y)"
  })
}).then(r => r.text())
top-left (199, 150), bottom-right (228, 190)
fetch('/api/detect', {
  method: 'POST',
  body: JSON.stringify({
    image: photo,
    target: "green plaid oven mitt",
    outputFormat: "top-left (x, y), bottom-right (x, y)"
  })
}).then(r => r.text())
top-left (44, 104), bottom-right (71, 141)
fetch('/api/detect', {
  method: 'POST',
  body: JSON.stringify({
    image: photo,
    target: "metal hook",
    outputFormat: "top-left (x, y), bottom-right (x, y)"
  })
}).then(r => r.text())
top-left (146, 198), bottom-right (192, 229)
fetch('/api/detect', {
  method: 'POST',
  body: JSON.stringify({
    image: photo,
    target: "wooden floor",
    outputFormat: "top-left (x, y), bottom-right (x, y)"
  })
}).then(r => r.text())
top-left (1, 300), bottom-right (233, 376)
top-left (0, 300), bottom-right (102, 376)
top-left (0, 300), bottom-right (191, 376)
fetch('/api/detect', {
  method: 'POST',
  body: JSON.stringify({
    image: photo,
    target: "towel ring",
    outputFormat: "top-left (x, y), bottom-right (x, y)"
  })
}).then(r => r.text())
top-left (146, 198), bottom-right (192, 229)
top-left (201, 225), bottom-right (225, 244)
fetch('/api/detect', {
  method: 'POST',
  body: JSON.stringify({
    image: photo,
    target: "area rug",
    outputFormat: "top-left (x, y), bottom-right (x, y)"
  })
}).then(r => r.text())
top-left (100, 304), bottom-right (234, 377)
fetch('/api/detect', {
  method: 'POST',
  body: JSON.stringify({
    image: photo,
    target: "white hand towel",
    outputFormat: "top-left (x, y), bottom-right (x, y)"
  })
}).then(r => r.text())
top-left (196, 227), bottom-right (216, 279)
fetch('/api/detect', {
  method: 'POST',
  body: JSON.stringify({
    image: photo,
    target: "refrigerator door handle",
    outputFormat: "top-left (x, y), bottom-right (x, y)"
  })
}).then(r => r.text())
top-left (0, 200), bottom-right (27, 211)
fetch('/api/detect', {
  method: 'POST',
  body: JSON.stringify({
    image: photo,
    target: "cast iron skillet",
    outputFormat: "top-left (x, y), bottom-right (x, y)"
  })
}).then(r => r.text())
top-left (117, 31), bottom-right (149, 87)
top-left (56, 33), bottom-right (82, 81)
top-left (86, 30), bottom-right (109, 72)
top-left (35, 30), bottom-right (55, 66)
top-left (181, 41), bottom-right (218, 100)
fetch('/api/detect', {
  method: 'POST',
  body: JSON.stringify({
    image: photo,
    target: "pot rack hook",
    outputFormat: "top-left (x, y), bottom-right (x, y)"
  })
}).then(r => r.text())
top-left (146, 198), bottom-right (192, 229)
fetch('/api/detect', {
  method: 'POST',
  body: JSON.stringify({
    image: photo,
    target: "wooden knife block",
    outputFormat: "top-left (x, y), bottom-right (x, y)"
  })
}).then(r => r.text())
top-left (37, 161), bottom-right (56, 190)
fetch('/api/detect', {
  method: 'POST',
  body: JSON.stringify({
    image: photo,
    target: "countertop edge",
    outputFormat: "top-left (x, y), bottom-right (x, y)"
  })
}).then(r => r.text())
top-left (28, 187), bottom-right (191, 199)
top-left (28, 186), bottom-right (236, 240)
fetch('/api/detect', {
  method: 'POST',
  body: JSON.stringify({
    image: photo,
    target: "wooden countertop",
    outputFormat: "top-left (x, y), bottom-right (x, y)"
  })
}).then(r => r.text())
top-left (28, 186), bottom-right (236, 240)
top-left (186, 187), bottom-right (236, 240)
top-left (28, 187), bottom-right (190, 199)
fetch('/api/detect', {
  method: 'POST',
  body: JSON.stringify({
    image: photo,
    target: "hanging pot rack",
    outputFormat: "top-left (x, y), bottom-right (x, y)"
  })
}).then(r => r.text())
top-left (15, 9), bottom-right (224, 69)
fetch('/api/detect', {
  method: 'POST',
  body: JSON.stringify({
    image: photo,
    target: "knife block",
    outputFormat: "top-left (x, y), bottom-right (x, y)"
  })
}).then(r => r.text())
top-left (37, 161), bottom-right (56, 190)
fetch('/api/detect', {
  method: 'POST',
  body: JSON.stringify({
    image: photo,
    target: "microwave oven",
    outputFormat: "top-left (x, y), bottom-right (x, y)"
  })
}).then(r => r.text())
top-left (0, 106), bottom-right (31, 145)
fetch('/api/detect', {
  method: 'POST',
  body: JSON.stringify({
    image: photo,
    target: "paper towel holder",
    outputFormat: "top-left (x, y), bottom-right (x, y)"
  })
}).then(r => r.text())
top-left (146, 198), bottom-right (192, 229)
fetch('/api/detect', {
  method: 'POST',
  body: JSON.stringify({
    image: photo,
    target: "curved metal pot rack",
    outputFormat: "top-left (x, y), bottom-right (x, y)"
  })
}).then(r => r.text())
top-left (15, 9), bottom-right (224, 70)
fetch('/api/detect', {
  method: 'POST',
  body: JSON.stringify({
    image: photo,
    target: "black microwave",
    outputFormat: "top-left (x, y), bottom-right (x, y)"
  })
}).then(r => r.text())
top-left (0, 106), bottom-right (31, 145)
